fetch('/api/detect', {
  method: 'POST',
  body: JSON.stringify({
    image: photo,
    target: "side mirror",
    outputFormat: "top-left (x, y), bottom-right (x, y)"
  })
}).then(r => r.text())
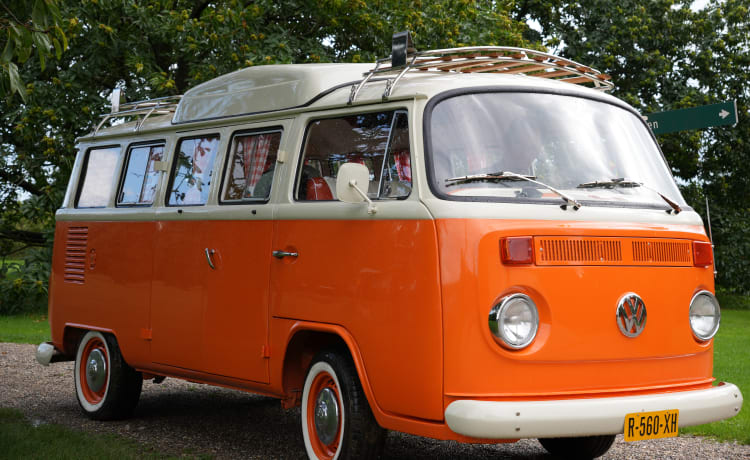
top-left (336, 163), bottom-right (376, 214)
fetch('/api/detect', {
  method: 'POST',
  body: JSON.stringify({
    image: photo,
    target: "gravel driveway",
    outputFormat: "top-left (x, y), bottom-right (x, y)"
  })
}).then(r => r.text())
top-left (1, 343), bottom-right (747, 459)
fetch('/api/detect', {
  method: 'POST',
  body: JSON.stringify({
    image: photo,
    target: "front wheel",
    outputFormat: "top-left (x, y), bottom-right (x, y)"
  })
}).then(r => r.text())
top-left (538, 434), bottom-right (616, 459)
top-left (301, 350), bottom-right (385, 459)
top-left (74, 330), bottom-right (142, 420)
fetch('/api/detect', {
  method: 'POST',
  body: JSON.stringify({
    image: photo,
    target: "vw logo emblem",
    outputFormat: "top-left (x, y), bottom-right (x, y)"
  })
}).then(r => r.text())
top-left (616, 293), bottom-right (647, 337)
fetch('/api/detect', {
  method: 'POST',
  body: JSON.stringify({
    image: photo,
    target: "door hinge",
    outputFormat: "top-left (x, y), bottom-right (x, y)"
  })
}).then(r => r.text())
top-left (140, 328), bottom-right (152, 340)
top-left (261, 344), bottom-right (270, 359)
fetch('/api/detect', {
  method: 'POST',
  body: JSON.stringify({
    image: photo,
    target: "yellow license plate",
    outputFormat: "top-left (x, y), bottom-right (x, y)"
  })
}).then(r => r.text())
top-left (624, 409), bottom-right (679, 441)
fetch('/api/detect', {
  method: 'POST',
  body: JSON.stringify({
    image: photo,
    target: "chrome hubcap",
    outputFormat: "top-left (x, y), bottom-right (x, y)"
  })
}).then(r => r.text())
top-left (86, 349), bottom-right (107, 393)
top-left (314, 387), bottom-right (339, 445)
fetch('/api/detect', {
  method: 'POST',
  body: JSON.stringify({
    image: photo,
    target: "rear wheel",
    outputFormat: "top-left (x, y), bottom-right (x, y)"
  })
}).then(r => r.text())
top-left (301, 350), bottom-right (385, 459)
top-left (538, 435), bottom-right (616, 459)
top-left (74, 330), bottom-right (142, 420)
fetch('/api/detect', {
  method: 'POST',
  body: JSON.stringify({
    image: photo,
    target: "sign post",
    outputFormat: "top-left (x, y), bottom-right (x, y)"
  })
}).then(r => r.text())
top-left (643, 100), bottom-right (738, 135)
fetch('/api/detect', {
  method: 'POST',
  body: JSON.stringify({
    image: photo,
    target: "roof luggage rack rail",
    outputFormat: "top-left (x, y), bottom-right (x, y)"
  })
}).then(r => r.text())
top-left (349, 32), bottom-right (614, 104)
top-left (94, 90), bottom-right (182, 135)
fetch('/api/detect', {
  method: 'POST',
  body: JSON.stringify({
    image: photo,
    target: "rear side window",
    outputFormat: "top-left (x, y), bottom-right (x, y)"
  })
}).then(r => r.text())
top-left (118, 143), bottom-right (164, 206)
top-left (222, 130), bottom-right (282, 202)
top-left (167, 135), bottom-right (220, 206)
top-left (296, 110), bottom-right (411, 201)
top-left (77, 146), bottom-right (121, 208)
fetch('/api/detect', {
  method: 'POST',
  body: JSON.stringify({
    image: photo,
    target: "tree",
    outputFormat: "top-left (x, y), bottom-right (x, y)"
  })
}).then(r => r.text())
top-left (517, 0), bottom-right (750, 294)
top-left (1, 0), bottom-right (67, 101)
top-left (0, 0), bottom-right (531, 312)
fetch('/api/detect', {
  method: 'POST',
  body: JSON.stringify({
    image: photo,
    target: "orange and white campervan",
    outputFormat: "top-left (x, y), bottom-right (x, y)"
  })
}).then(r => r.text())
top-left (37, 33), bottom-right (742, 459)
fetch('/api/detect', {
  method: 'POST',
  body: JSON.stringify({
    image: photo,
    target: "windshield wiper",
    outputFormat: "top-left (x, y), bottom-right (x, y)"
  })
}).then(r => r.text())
top-left (576, 178), bottom-right (682, 214)
top-left (445, 171), bottom-right (582, 210)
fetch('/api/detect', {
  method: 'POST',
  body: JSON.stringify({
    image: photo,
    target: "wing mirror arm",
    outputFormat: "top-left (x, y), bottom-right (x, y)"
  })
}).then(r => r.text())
top-left (348, 179), bottom-right (377, 214)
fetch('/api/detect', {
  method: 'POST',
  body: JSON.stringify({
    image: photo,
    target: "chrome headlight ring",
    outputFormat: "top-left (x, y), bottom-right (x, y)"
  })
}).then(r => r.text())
top-left (489, 293), bottom-right (539, 350)
top-left (689, 290), bottom-right (721, 342)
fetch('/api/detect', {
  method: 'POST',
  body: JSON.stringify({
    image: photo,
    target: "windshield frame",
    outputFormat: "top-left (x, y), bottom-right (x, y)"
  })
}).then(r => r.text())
top-left (423, 86), bottom-right (691, 212)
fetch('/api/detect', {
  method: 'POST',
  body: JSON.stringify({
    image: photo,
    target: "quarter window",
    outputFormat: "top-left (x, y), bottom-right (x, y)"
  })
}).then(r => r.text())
top-left (297, 110), bottom-right (411, 201)
top-left (118, 143), bottom-right (164, 206)
top-left (168, 135), bottom-right (220, 206)
top-left (223, 131), bottom-right (282, 202)
top-left (77, 146), bottom-right (120, 208)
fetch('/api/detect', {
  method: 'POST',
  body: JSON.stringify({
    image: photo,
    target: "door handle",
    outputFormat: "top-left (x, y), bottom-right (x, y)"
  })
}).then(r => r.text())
top-left (272, 250), bottom-right (298, 259)
top-left (205, 248), bottom-right (217, 269)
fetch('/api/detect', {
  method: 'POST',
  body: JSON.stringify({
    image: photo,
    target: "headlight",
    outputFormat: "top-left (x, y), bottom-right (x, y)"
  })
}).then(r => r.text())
top-left (489, 294), bottom-right (539, 350)
top-left (689, 291), bottom-right (720, 341)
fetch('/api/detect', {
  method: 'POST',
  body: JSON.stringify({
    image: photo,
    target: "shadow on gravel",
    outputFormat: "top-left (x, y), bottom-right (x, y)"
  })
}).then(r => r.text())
top-left (118, 384), bottom-right (550, 459)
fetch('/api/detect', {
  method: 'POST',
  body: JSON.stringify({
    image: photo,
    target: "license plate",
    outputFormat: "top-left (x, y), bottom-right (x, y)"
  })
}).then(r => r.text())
top-left (624, 409), bottom-right (679, 441)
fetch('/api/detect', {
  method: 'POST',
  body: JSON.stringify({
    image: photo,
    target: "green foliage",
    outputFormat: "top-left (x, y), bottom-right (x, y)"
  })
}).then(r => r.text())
top-left (518, 0), bottom-right (750, 294)
top-left (682, 309), bottom-right (750, 444)
top-left (717, 291), bottom-right (750, 311)
top-left (0, 313), bottom-right (50, 343)
top-left (0, 247), bottom-right (51, 314)
top-left (0, 0), bottom-right (67, 101)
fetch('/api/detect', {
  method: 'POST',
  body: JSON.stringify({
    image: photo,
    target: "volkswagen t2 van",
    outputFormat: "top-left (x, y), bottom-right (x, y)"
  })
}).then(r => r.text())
top-left (37, 35), bottom-right (742, 459)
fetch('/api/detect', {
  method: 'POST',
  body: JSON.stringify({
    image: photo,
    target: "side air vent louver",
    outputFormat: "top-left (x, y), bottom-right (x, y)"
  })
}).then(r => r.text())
top-left (63, 226), bottom-right (88, 284)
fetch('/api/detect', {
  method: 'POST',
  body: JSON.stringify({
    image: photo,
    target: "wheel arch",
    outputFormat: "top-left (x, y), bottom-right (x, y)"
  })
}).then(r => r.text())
top-left (62, 324), bottom-right (116, 357)
top-left (281, 322), bottom-right (383, 424)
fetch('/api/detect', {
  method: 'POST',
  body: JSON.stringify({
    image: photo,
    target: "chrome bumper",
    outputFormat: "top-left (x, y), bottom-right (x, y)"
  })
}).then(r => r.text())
top-left (445, 382), bottom-right (743, 439)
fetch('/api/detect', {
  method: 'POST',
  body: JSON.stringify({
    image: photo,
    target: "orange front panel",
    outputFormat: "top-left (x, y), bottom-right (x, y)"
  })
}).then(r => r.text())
top-left (49, 220), bottom-right (155, 367)
top-left (438, 219), bottom-right (715, 399)
top-left (271, 219), bottom-right (444, 421)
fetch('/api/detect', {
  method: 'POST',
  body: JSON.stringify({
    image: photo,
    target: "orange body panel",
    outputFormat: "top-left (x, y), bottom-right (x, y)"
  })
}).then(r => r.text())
top-left (151, 220), bottom-right (271, 383)
top-left (436, 218), bottom-right (714, 401)
top-left (50, 220), bottom-right (154, 366)
top-left (270, 219), bottom-right (444, 421)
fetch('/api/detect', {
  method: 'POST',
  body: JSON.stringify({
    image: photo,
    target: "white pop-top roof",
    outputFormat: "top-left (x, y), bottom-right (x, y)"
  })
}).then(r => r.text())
top-left (86, 46), bottom-right (618, 138)
top-left (173, 63), bottom-right (373, 123)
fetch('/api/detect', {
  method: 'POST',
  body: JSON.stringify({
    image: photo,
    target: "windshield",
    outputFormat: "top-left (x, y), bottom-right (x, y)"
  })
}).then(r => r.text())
top-left (428, 92), bottom-right (686, 209)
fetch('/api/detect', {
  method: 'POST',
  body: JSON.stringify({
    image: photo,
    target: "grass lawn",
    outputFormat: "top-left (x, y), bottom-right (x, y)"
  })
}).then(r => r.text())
top-left (0, 407), bottom-right (200, 459)
top-left (0, 314), bottom-right (50, 344)
top-left (682, 309), bottom-right (750, 444)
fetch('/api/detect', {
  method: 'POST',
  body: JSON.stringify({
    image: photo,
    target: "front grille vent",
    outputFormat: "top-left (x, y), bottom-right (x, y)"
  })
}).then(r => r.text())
top-left (538, 238), bottom-right (623, 263)
top-left (534, 237), bottom-right (693, 266)
top-left (632, 240), bottom-right (691, 264)
top-left (63, 227), bottom-right (88, 284)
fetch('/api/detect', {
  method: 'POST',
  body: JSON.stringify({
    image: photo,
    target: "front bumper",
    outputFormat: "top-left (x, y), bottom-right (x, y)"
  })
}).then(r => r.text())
top-left (445, 382), bottom-right (743, 439)
top-left (35, 342), bottom-right (69, 366)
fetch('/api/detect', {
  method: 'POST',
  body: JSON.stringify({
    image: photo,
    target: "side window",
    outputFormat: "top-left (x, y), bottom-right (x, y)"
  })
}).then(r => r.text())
top-left (77, 146), bottom-right (120, 208)
top-left (118, 143), bottom-right (164, 206)
top-left (167, 135), bottom-right (220, 206)
top-left (222, 130), bottom-right (282, 202)
top-left (296, 110), bottom-right (411, 201)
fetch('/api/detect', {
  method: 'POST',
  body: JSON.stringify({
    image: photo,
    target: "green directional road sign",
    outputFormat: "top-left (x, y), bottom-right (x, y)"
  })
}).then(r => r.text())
top-left (643, 100), bottom-right (738, 135)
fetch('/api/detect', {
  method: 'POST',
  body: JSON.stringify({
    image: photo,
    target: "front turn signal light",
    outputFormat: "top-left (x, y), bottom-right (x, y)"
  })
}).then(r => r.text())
top-left (500, 236), bottom-right (534, 265)
top-left (693, 241), bottom-right (713, 267)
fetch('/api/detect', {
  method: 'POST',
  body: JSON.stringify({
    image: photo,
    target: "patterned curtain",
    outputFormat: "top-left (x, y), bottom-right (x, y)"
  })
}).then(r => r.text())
top-left (394, 151), bottom-right (412, 182)
top-left (248, 135), bottom-right (272, 188)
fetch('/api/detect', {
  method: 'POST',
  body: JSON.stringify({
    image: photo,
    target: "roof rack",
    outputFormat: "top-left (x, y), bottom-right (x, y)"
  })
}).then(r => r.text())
top-left (94, 90), bottom-right (182, 135)
top-left (349, 37), bottom-right (613, 104)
